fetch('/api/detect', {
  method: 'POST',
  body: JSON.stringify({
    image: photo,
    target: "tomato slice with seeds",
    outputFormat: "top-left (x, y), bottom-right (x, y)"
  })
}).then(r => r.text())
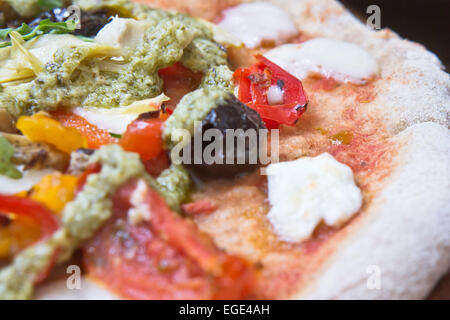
top-left (83, 179), bottom-right (256, 299)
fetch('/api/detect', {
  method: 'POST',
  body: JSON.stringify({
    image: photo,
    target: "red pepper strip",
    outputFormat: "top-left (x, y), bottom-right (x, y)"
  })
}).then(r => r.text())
top-left (233, 55), bottom-right (308, 127)
top-left (119, 118), bottom-right (164, 161)
top-left (250, 103), bottom-right (307, 126)
top-left (256, 54), bottom-right (308, 106)
top-left (233, 68), bottom-right (252, 103)
top-left (0, 195), bottom-right (59, 240)
top-left (182, 200), bottom-right (217, 216)
top-left (76, 163), bottom-right (102, 194)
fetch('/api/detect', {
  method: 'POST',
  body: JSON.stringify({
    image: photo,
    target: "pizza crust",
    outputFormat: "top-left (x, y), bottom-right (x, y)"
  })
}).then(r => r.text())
top-left (296, 122), bottom-right (450, 299)
top-left (251, 0), bottom-right (450, 299)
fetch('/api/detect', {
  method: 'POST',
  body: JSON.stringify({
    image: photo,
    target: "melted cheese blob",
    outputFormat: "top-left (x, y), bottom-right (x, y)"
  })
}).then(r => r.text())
top-left (267, 153), bottom-right (362, 243)
top-left (217, 2), bottom-right (298, 49)
top-left (265, 38), bottom-right (379, 84)
top-left (95, 17), bottom-right (150, 51)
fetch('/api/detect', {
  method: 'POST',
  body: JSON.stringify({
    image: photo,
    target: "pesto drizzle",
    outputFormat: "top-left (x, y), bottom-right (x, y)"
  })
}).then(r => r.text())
top-left (0, 145), bottom-right (189, 299)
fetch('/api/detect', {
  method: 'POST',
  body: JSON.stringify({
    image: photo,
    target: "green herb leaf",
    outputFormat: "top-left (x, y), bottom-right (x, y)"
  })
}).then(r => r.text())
top-left (0, 135), bottom-right (22, 180)
top-left (109, 133), bottom-right (123, 139)
top-left (37, 0), bottom-right (63, 10)
top-left (0, 19), bottom-right (78, 48)
top-left (0, 28), bottom-right (12, 40)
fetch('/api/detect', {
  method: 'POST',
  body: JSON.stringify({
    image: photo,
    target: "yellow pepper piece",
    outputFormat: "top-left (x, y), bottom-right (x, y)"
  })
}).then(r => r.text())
top-left (0, 215), bottom-right (41, 259)
top-left (30, 173), bottom-right (78, 214)
top-left (17, 113), bottom-right (87, 154)
top-left (0, 229), bottom-right (12, 259)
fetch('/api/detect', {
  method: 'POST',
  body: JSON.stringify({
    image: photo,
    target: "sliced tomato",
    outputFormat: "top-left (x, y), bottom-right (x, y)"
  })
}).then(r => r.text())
top-left (233, 54), bottom-right (308, 128)
top-left (158, 62), bottom-right (203, 111)
top-left (83, 180), bottom-right (256, 300)
top-left (51, 110), bottom-right (118, 149)
top-left (119, 118), bottom-right (164, 161)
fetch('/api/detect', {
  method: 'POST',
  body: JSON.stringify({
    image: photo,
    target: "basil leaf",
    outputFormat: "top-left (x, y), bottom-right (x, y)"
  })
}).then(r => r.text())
top-left (37, 0), bottom-right (63, 10)
top-left (0, 135), bottom-right (22, 180)
top-left (0, 28), bottom-right (12, 40)
top-left (16, 23), bottom-right (33, 36)
top-left (0, 19), bottom-right (77, 48)
top-left (36, 19), bottom-right (77, 34)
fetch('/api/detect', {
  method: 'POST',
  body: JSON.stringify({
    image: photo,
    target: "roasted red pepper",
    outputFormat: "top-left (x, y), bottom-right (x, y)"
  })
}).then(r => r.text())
top-left (0, 195), bottom-right (59, 241)
top-left (119, 117), bottom-right (164, 161)
top-left (234, 54), bottom-right (308, 128)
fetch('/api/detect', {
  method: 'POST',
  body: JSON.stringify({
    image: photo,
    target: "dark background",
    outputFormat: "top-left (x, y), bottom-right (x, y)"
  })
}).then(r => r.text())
top-left (340, 0), bottom-right (450, 70)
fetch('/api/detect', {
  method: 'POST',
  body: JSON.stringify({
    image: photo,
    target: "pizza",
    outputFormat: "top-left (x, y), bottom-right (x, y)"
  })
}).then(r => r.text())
top-left (0, 0), bottom-right (449, 300)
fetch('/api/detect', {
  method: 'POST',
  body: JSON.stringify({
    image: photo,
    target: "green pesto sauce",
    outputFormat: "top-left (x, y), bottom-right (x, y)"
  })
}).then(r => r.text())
top-left (0, 0), bottom-right (232, 299)
top-left (0, 145), bottom-right (190, 299)
top-left (1, 0), bottom-right (230, 117)
top-left (163, 88), bottom-right (232, 150)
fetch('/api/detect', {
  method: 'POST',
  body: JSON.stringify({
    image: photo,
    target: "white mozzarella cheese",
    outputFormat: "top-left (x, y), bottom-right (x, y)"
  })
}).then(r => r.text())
top-left (217, 2), bottom-right (298, 49)
top-left (266, 153), bottom-right (362, 243)
top-left (0, 169), bottom-right (55, 195)
top-left (264, 38), bottom-right (379, 84)
top-left (128, 180), bottom-right (152, 225)
top-left (95, 17), bottom-right (150, 50)
top-left (267, 85), bottom-right (284, 105)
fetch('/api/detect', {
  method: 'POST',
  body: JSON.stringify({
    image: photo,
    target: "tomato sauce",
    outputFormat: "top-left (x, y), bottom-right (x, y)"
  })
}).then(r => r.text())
top-left (83, 180), bottom-right (256, 299)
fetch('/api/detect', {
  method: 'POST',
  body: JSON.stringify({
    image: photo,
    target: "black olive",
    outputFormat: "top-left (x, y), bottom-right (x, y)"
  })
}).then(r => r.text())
top-left (29, 8), bottom-right (111, 37)
top-left (73, 10), bottom-right (111, 37)
top-left (185, 95), bottom-right (266, 179)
